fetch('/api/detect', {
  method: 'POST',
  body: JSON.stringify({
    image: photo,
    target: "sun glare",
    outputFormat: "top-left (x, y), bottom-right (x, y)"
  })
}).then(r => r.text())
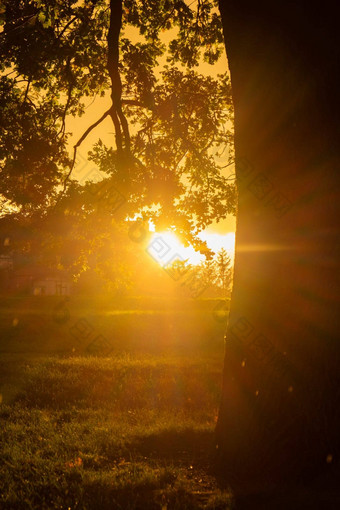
top-left (148, 230), bottom-right (235, 267)
top-left (199, 231), bottom-right (236, 260)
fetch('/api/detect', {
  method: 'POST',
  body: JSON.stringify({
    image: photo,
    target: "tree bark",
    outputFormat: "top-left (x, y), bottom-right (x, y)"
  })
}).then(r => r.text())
top-left (108, 0), bottom-right (130, 153)
top-left (217, 0), bottom-right (340, 487)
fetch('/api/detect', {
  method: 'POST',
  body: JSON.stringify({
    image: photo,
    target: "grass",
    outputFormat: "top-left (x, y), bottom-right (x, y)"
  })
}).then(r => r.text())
top-left (0, 355), bottom-right (234, 509)
top-left (0, 296), bottom-right (228, 356)
top-left (1, 298), bottom-right (339, 508)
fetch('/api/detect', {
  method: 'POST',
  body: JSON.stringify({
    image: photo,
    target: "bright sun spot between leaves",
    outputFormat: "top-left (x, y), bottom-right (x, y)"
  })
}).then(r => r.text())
top-left (148, 230), bottom-right (235, 267)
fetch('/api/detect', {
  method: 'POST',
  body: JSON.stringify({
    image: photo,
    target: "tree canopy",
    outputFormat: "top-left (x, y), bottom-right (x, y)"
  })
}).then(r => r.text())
top-left (0, 0), bottom-right (235, 282)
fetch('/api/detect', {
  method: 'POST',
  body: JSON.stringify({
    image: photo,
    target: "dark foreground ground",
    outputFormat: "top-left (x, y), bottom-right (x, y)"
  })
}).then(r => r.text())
top-left (0, 355), bottom-right (232, 509)
top-left (0, 297), bottom-right (339, 509)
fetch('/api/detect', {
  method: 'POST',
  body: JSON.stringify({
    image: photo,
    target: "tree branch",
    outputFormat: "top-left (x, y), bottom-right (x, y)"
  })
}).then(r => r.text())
top-left (54, 0), bottom-right (131, 206)
top-left (57, 15), bottom-right (78, 39)
top-left (107, 0), bottom-right (130, 153)
top-left (54, 108), bottom-right (112, 207)
top-left (109, 107), bottom-right (123, 152)
top-left (74, 108), bottom-right (112, 150)
top-left (23, 78), bottom-right (31, 104)
top-left (58, 59), bottom-right (74, 137)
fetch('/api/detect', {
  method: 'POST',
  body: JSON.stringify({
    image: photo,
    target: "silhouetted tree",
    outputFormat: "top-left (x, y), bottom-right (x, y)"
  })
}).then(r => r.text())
top-left (0, 0), bottom-right (235, 253)
top-left (217, 0), bottom-right (340, 487)
top-left (215, 247), bottom-right (231, 295)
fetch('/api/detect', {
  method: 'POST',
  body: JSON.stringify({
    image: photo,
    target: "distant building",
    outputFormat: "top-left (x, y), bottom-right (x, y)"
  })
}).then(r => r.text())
top-left (33, 275), bottom-right (72, 296)
top-left (11, 267), bottom-right (72, 296)
top-left (0, 255), bottom-right (13, 269)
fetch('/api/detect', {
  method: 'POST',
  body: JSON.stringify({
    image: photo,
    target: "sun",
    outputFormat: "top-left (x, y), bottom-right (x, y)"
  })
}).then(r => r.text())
top-left (147, 231), bottom-right (203, 267)
top-left (147, 229), bottom-right (235, 267)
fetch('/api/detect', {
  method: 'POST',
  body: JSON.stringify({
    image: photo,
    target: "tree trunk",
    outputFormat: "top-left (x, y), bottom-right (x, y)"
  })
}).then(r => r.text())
top-left (217, 0), bottom-right (340, 486)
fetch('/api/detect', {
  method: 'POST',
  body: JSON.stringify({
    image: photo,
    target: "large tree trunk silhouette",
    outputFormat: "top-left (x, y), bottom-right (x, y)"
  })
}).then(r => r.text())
top-left (217, 0), bottom-right (340, 485)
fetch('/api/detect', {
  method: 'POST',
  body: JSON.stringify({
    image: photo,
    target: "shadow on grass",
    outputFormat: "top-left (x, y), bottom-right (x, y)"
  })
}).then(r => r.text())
top-left (129, 428), bottom-right (216, 465)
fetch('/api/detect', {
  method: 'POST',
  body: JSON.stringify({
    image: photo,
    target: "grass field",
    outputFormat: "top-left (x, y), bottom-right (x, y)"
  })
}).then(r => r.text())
top-left (0, 296), bottom-right (228, 356)
top-left (0, 356), bottom-right (234, 509)
top-left (1, 297), bottom-right (340, 509)
top-left (0, 296), bottom-right (233, 509)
